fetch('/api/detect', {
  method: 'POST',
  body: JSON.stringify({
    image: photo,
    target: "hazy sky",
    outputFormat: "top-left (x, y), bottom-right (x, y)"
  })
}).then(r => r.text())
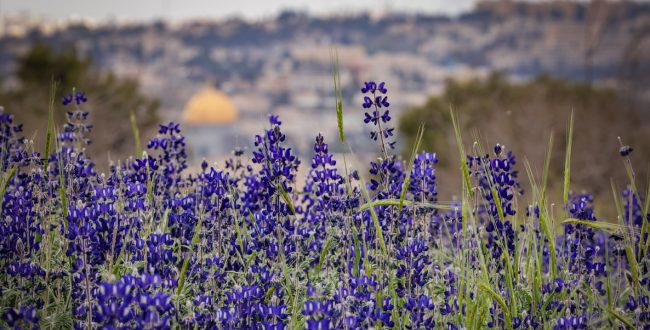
top-left (1, 0), bottom-right (477, 22)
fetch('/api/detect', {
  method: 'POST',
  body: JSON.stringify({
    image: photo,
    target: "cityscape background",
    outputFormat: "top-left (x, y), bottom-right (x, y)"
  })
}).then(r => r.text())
top-left (1, 0), bottom-right (475, 22)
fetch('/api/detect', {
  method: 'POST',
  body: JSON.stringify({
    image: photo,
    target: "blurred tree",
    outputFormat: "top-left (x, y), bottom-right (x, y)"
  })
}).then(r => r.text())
top-left (399, 74), bottom-right (650, 212)
top-left (0, 44), bottom-right (159, 168)
top-left (15, 43), bottom-right (91, 88)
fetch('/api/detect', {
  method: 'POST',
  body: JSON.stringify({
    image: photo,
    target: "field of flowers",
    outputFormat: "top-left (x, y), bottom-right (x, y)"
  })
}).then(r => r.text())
top-left (0, 81), bottom-right (649, 329)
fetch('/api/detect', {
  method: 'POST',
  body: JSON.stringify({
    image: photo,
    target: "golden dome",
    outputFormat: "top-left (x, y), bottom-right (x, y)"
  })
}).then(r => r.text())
top-left (182, 87), bottom-right (237, 125)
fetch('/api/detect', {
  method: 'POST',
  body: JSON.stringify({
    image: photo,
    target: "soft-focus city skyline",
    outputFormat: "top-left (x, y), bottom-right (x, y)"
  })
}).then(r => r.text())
top-left (1, 0), bottom-right (476, 22)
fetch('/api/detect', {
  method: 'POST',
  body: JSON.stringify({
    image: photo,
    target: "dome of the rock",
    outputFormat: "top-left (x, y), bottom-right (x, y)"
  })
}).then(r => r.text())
top-left (182, 87), bottom-right (237, 125)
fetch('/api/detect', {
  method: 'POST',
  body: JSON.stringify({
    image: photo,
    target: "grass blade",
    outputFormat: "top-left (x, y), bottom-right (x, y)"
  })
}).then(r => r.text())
top-left (608, 308), bottom-right (635, 329)
top-left (358, 199), bottom-right (453, 212)
top-left (358, 175), bottom-right (388, 258)
top-left (398, 124), bottom-right (425, 214)
top-left (330, 47), bottom-right (345, 144)
top-left (450, 108), bottom-right (473, 200)
top-left (563, 111), bottom-right (574, 205)
top-left (0, 165), bottom-right (17, 213)
top-left (347, 143), bottom-right (388, 258)
top-left (44, 80), bottom-right (57, 172)
top-left (541, 131), bottom-right (554, 204)
top-left (478, 282), bottom-right (512, 329)
top-left (561, 218), bottom-right (636, 236)
top-left (55, 129), bottom-right (69, 232)
top-left (130, 110), bottom-right (142, 156)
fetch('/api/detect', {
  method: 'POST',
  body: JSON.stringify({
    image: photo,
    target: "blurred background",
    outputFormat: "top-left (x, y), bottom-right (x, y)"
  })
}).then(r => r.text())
top-left (1, 0), bottom-right (649, 208)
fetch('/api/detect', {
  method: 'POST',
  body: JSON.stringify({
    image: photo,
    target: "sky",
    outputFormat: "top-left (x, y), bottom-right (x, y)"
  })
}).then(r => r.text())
top-left (1, 0), bottom-right (477, 22)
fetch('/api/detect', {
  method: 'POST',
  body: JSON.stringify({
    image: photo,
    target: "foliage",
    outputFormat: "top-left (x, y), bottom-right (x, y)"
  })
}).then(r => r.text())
top-left (399, 74), bottom-right (650, 207)
top-left (0, 44), bottom-right (159, 167)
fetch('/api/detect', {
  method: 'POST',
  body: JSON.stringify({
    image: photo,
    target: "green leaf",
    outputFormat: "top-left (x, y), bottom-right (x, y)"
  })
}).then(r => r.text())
top-left (245, 251), bottom-right (257, 270)
top-left (514, 288), bottom-right (532, 310)
top-left (353, 228), bottom-right (361, 277)
top-left (264, 287), bottom-right (276, 302)
top-left (316, 236), bottom-right (333, 274)
top-left (279, 183), bottom-right (296, 216)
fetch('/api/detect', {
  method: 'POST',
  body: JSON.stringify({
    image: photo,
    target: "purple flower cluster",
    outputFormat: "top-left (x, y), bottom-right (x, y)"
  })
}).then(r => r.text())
top-left (1, 84), bottom-right (649, 329)
top-left (93, 274), bottom-right (173, 329)
top-left (362, 81), bottom-right (395, 152)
